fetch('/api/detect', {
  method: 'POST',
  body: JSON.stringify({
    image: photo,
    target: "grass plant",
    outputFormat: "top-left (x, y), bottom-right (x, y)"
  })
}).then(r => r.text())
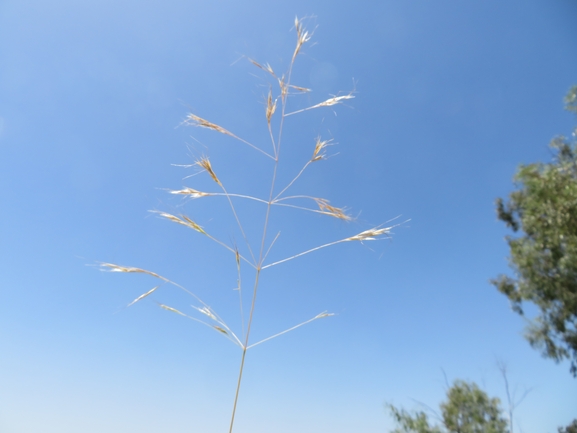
top-left (100, 17), bottom-right (398, 433)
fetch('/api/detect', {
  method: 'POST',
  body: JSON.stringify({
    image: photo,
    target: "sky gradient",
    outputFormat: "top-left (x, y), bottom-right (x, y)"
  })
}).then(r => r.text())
top-left (1, 1), bottom-right (576, 432)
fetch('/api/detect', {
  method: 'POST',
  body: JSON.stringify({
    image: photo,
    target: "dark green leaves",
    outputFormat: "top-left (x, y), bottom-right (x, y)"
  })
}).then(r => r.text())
top-left (492, 87), bottom-right (577, 376)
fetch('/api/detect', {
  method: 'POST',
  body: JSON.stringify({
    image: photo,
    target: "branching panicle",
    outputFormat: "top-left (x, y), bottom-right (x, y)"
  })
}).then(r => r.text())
top-left (100, 17), bottom-right (397, 433)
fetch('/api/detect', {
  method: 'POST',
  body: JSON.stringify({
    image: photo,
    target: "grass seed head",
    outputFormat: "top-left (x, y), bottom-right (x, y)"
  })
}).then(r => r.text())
top-left (196, 157), bottom-right (221, 185)
top-left (292, 17), bottom-right (312, 62)
top-left (180, 215), bottom-right (208, 235)
top-left (169, 187), bottom-right (211, 198)
top-left (314, 93), bottom-right (355, 109)
top-left (249, 58), bottom-right (276, 77)
top-left (311, 137), bottom-right (333, 162)
top-left (314, 198), bottom-right (352, 221)
top-left (99, 263), bottom-right (164, 280)
top-left (159, 304), bottom-right (186, 316)
top-left (266, 88), bottom-right (277, 125)
top-left (184, 114), bottom-right (234, 138)
top-left (127, 286), bottom-right (159, 307)
top-left (289, 84), bottom-right (311, 93)
top-left (279, 75), bottom-right (288, 103)
top-left (151, 211), bottom-right (207, 235)
top-left (346, 226), bottom-right (392, 242)
top-left (214, 326), bottom-right (229, 335)
top-left (195, 306), bottom-right (217, 321)
top-left (315, 311), bottom-right (335, 319)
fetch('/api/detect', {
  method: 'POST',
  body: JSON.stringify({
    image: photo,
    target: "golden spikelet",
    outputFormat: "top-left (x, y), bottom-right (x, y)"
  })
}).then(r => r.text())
top-left (292, 17), bottom-right (312, 62)
top-left (196, 157), bottom-right (221, 185)
top-left (184, 114), bottom-right (234, 137)
top-left (248, 58), bottom-right (276, 77)
top-left (311, 137), bottom-right (333, 162)
top-left (266, 88), bottom-right (277, 125)
top-left (314, 198), bottom-right (351, 221)
top-left (151, 211), bottom-right (207, 235)
top-left (180, 215), bottom-right (208, 235)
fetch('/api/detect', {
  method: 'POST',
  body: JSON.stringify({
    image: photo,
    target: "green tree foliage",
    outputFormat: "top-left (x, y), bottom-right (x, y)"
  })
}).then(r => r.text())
top-left (492, 86), bottom-right (577, 376)
top-left (387, 406), bottom-right (442, 433)
top-left (559, 419), bottom-right (577, 433)
top-left (440, 381), bottom-right (508, 433)
top-left (387, 380), bottom-right (508, 433)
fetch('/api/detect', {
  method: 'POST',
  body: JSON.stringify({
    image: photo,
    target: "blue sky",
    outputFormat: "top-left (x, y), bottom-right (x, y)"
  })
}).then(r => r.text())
top-left (1, 1), bottom-right (576, 432)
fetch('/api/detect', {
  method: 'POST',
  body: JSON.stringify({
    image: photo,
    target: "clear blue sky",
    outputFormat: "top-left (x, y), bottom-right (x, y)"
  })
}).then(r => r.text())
top-left (1, 1), bottom-right (576, 432)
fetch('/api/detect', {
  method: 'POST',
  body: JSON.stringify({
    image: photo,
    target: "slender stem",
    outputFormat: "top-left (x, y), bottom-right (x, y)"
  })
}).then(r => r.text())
top-left (220, 183), bottom-right (257, 265)
top-left (262, 238), bottom-right (346, 269)
top-left (273, 161), bottom-right (311, 201)
top-left (228, 346), bottom-right (248, 433)
top-left (247, 312), bottom-right (331, 349)
top-left (228, 46), bottom-right (298, 433)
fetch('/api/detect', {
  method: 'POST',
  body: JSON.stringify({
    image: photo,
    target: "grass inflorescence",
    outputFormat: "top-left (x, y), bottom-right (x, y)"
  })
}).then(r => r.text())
top-left (100, 17), bottom-right (399, 433)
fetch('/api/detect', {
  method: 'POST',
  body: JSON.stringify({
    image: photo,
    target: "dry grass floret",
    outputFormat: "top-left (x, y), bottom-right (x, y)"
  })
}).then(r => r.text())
top-left (100, 17), bottom-right (400, 433)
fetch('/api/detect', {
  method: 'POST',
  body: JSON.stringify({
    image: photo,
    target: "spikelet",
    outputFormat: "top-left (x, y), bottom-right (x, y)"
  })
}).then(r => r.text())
top-left (214, 326), bottom-right (229, 335)
top-left (151, 211), bottom-right (207, 235)
top-left (169, 187), bottom-right (211, 198)
top-left (292, 16), bottom-right (312, 62)
top-left (184, 114), bottom-right (235, 138)
top-left (289, 84), bottom-right (311, 93)
top-left (266, 88), bottom-right (277, 125)
top-left (196, 157), bottom-right (221, 185)
top-left (159, 304), bottom-right (186, 316)
top-left (314, 198), bottom-right (351, 221)
top-left (248, 58), bottom-right (276, 77)
top-left (99, 263), bottom-right (165, 280)
top-left (127, 286), bottom-right (159, 307)
top-left (311, 137), bottom-right (333, 162)
top-left (312, 93), bottom-right (355, 108)
top-left (346, 226), bottom-right (392, 242)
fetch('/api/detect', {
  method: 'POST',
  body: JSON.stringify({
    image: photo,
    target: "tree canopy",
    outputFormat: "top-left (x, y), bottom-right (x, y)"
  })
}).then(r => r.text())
top-left (387, 380), bottom-right (508, 433)
top-left (492, 86), bottom-right (577, 376)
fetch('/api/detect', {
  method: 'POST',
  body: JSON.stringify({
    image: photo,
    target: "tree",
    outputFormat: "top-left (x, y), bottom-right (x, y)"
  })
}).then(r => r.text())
top-left (387, 380), bottom-right (508, 433)
top-left (559, 419), bottom-right (577, 433)
top-left (492, 86), bottom-right (577, 376)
